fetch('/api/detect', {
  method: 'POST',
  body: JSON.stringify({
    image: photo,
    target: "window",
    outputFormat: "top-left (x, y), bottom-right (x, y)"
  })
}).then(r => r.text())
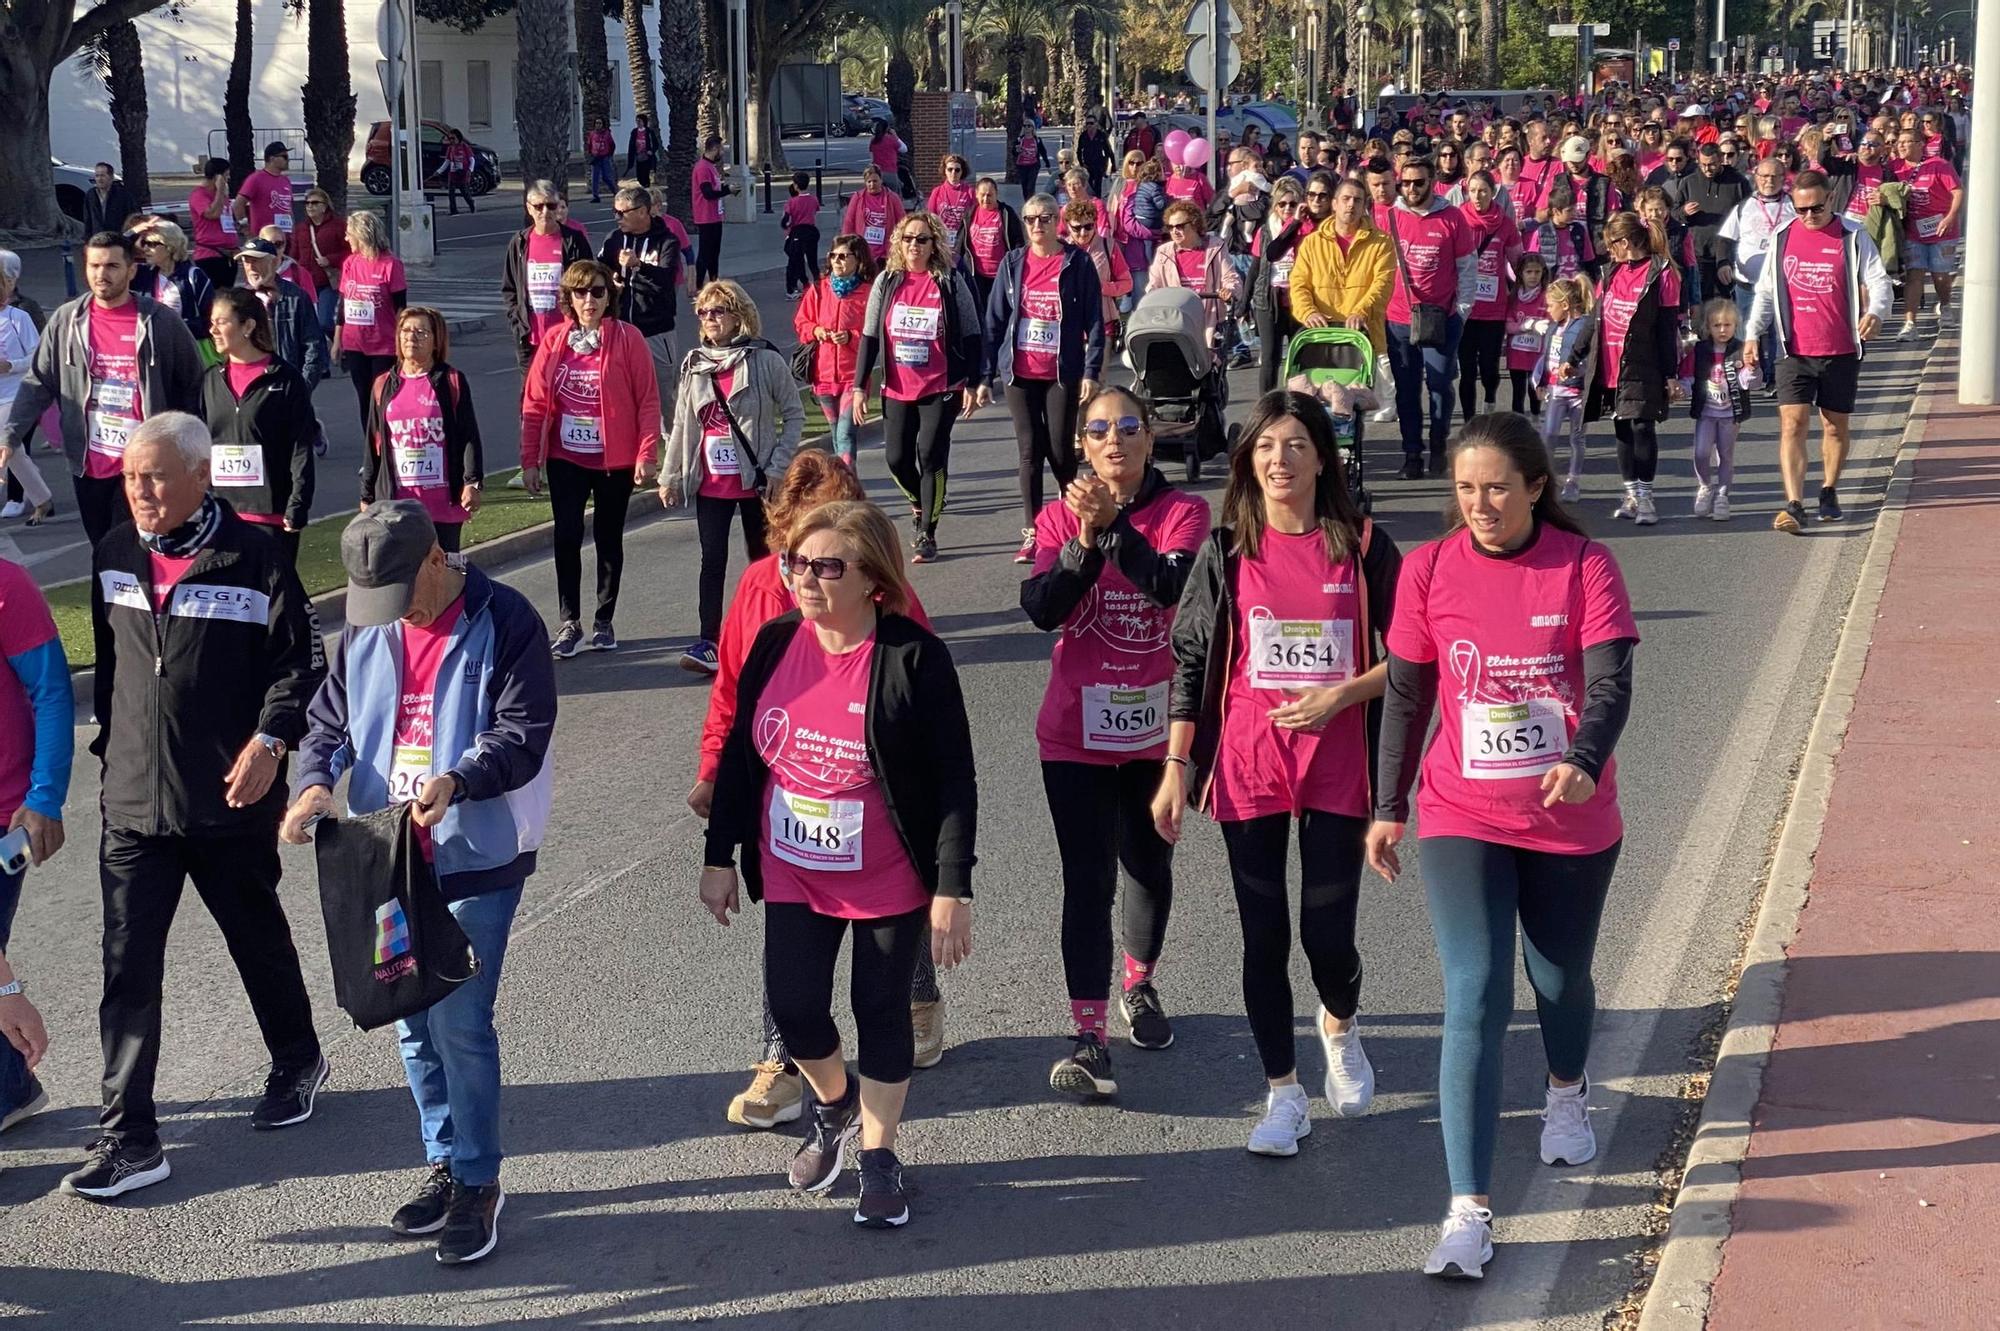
top-left (467, 61), bottom-right (491, 130)
top-left (609, 63), bottom-right (624, 122)
top-left (419, 60), bottom-right (444, 125)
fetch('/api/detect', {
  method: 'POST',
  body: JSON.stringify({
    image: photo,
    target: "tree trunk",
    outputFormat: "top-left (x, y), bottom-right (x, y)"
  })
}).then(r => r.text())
top-left (1479, 0), bottom-right (1498, 85)
top-left (698, 0), bottom-right (726, 147)
top-left (226, 0), bottom-right (255, 189)
top-left (575, 0), bottom-right (613, 131)
top-left (924, 11), bottom-right (945, 89)
top-left (659, 0), bottom-right (703, 229)
top-left (624, 0), bottom-right (660, 131)
top-left (1693, 2), bottom-right (1709, 77)
top-left (886, 49), bottom-right (917, 154)
top-left (1344, 0), bottom-right (1363, 113)
top-left (99, 21), bottom-right (152, 207)
top-left (515, 0), bottom-right (575, 190)
top-left (1004, 45), bottom-right (1023, 149)
top-left (1073, 10), bottom-right (1098, 122)
top-left (304, 0), bottom-right (357, 211)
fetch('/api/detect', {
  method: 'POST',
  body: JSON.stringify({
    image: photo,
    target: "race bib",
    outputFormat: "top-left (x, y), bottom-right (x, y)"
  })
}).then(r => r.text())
top-left (1459, 697), bottom-right (1567, 780)
top-left (1248, 617), bottom-right (1352, 691)
top-left (1272, 257), bottom-right (1296, 287)
top-left (1510, 331), bottom-right (1542, 353)
top-left (1475, 274), bottom-right (1500, 302)
top-left (274, 211), bottom-right (294, 233)
top-left (1081, 681), bottom-right (1167, 752)
top-left (344, 296), bottom-right (377, 325)
top-left (86, 411), bottom-right (133, 460)
top-left (388, 744), bottom-right (432, 804)
top-left (210, 444), bottom-right (267, 488)
top-left (393, 443), bottom-right (445, 489)
top-left (767, 786), bottom-right (863, 871)
top-left (221, 212), bottom-right (239, 237)
top-left (559, 414), bottom-right (604, 454)
top-left (893, 340), bottom-right (931, 366)
top-left (864, 224), bottom-right (887, 246)
top-left (890, 303), bottom-right (941, 340)
top-left (1016, 316), bottom-right (1060, 353)
top-left (703, 430), bottom-right (740, 476)
top-left (526, 262), bottom-right (562, 312)
top-left (1916, 213), bottom-right (1944, 239)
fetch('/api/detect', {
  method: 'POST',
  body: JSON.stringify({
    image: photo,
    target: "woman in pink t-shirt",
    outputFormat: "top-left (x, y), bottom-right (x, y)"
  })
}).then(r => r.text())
top-left (699, 500), bottom-right (976, 1230)
top-left (1146, 201), bottom-right (1240, 351)
top-left (924, 155), bottom-right (976, 264)
top-left (360, 307), bottom-right (482, 551)
top-left (1023, 387), bottom-right (1211, 1100)
top-left (1366, 414), bottom-right (1638, 1281)
top-left (1153, 390), bottom-right (1402, 1158)
top-left (842, 166), bottom-right (906, 265)
top-left (336, 209), bottom-right (407, 435)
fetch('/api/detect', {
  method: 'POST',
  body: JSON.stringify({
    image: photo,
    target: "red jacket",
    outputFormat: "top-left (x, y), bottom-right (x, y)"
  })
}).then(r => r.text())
top-left (289, 213), bottom-right (351, 291)
top-left (792, 276), bottom-right (869, 394)
top-left (698, 555), bottom-right (931, 782)
top-left (518, 317), bottom-right (661, 471)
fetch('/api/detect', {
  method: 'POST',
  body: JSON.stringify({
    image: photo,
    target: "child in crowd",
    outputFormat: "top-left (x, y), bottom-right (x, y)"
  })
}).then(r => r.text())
top-left (1504, 252), bottom-right (1551, 416)
top-left (1684, 297), bottom-right (1762, 522)
top-left (1531, 275), bottom-right (1598, 502)
top-left (781, 171), bottom-right (821, 299)
top-left (1521, 185), bottom-right (1599, 280)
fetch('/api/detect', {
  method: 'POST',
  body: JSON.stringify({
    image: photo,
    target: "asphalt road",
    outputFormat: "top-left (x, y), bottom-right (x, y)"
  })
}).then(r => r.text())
top-left (0, 258), bottom-right (1940, 1324)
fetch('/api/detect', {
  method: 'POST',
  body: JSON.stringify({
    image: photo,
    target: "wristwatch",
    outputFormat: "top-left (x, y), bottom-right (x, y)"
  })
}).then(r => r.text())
top-left (0, 980), bottom-right (22, 998)
top-left (256, 734), bottom-right (287, 760)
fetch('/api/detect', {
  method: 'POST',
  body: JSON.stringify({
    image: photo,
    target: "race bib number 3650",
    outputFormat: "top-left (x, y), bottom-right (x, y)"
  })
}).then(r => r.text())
top-left (1459, 697), bottom-right (1566, 780)
top-left (1081, 681), bottom-right (1167, 752)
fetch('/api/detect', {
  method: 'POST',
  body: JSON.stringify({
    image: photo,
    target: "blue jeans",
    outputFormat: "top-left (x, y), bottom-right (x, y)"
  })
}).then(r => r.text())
top-left (589, 155), bottom-right (617, 200)
top-left (396, 882), bottom-right (523, 1187)
top-left (1386, 315), bottom-right (1465, 458)
top-left (313, 287), bottom-right (338, 342)
top-left (0, 862), bottom-right (36, 1120)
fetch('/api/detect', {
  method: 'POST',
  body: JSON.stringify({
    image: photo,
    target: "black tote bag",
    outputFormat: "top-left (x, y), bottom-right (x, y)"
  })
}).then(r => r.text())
top-left (314, 805), bottom-right (479, 1031)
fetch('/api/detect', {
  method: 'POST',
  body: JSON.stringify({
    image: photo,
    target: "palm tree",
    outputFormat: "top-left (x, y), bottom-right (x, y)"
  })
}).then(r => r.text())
top-left (624, 0), bottom-right (660, 133)
top-left (850, 0), bottom-right (933, 149)
top-left (1478, 0), bottom-right (1497, 85)
top-left (576, 0), bottom-right (614, 132)
top-left (303, 0), bottom-right (357, 210)
top-left (80, 19), bottom-right (151, 207)
top-left (658, 0), bottom-right (702, 228)
top-left (698, 0), bottom-right (724, 145)
top-left (225, 0), bottom-right (254, 187)
top-left (516, 0), bottom-right (575, 187)
top-left (973, 0), bottom-right (1050, 149)
top-left (1343, 0), bottom-right (1364, 106)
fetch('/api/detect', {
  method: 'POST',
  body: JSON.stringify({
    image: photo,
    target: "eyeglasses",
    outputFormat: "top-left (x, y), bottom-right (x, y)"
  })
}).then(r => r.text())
top-left (696, 306), bottom-right (733, 318)
top-left (1793, 199), bottom-right (1829, 216)
top-left (401, 327), bottom-right (434, 340)
top-left (530, 202), bottom-right (560, 211)
top-left (1081, 416), bottom-right (1145, 439)
top-left (571, 285), bottom-right (609, 298)
top-left (1022, 213), bottom-right (1055, 225)
top-left (779, 553), bottom-right (847, 581)
top-left (1399, 177), bottom-right (1430, 188)
top-left (1305, 189), bottom-right (1332, 200)
top-left (899, 233), bottom-right (933, 245)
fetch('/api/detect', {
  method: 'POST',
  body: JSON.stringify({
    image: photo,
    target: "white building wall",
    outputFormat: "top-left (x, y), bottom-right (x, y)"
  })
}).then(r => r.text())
top-left (50, 1), bottom-right (662, 184)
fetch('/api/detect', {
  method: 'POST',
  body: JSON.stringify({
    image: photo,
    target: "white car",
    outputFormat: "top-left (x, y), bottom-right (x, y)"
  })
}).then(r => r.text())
top-left (53, 159), bottom-right (95, 225)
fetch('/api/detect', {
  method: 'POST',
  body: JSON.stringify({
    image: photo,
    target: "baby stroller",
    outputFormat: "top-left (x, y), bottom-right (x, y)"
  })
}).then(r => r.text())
top-left (1122, 286), bottom-right (1230, 482)
top-left (1281, 325), bottom-right (1376, 514)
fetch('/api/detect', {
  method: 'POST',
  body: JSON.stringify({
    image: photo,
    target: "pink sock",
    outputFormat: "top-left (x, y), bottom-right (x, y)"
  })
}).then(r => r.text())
top-left (1122, 955), bottom-right (1156, 992)
top-left (1070, 999), bottom-right (1107, 1041)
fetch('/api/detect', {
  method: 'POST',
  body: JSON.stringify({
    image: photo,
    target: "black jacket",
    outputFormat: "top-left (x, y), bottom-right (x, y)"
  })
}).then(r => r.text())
top-left (199, 358), bottom-right (320, 530)
top-left (1672, 167), bottom-right (1751, 261)
top-left (1248, 219), bottom-right (1312, 317)
top-left (360, 362), bottom-right (485, 505)
top-left (134, 261), bottom-right (216, 344)
top-left (954, 202), bottom-right (1026, 275)
top-left (500, 227), bottom-right (594, 348)
top-left (1688, 336), bottom-right (1753, 423)
top-left (705, 611), bottom-right (979, 901)
top-left (90, 504), bottom-right (325, 835)
top-left (853, 267), bottom-right (987, 398)
top-left (982, 243), bottom-right (1105, 388)
top-left (1019, 468), bottom-right (1198, 629)
top-left (1168, 522), bottom-right (1402, 808)
top-left (626, 125), bottom-right (657, 172)
top-left (85, 183), bottom-right (140, 237)
top-left (256, 278), bottom-right (330, 388)
top-left (598, 219), bottom-right (682, 337)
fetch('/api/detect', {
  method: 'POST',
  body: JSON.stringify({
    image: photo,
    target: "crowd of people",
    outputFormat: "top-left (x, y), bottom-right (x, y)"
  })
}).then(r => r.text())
top-left (0, 60), bottom-right (1967, 1281)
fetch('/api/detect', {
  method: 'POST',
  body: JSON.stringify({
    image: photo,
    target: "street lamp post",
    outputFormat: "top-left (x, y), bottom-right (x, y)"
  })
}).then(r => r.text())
top-left (1357, 3), bottom-right (1374, 117)
top-left (1457, 6), bottom-right (1471, 82)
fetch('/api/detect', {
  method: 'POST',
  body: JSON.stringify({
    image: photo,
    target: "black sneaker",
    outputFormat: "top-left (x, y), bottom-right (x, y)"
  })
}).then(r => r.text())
top-left (391, 1161), bottom-right (455, 1236)
top-left (787, 1081), bottom-right (859, 1193)
top-left (1817, 486), bottom-right (1844, 523)
top-left (1049, 1033), bottom-right (1118, 1099)
top-left (1121, 982), bottom-right (1175, 1050)
top-left (551, 621), bottom-right (583, 658)
top-left (1430, 445), bottom-right (1447, 473)
top-left (854, 1147), bottom-right (910, 1228)
top-left (1399, 454), bottom-right (1425, 481)
top-left (911, 534), bottom-right (939, 565)
top-left (587, 620), bottom-right (618, 651)
top-left (436, 1180), bottom-right (504, 1265)
top-left (1773, 500), bottom-right (1807, 535)
top-left (0, 1079), bottom-right (49, 1133)
top-left (251, 1054), bottom-right (329, 1130)
top-left (61, 1136), bottom-right (171, 1201)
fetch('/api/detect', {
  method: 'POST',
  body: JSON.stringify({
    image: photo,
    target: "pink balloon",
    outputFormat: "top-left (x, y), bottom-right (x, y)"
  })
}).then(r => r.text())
top-left (1164, 138), bottom-right (1186, 166)
top-left (1182, 137), bottom-right (1213, 168)
top-left (1163, 129), bottom-right (1191, 156)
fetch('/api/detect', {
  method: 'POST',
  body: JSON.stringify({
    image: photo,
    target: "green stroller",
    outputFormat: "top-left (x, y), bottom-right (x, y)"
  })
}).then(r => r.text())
top-left (1280, 325), bottom-right (1376, 514)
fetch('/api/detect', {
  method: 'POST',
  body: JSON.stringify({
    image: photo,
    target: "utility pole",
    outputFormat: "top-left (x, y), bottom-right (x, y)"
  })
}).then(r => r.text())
top-left (1963, 0), bottom-right (1996, 401)
top-left (1714, 0), bottom-right (1727, 74)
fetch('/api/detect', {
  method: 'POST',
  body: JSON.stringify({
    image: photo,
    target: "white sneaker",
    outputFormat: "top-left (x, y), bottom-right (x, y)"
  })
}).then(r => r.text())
top-left (1246, 1084), bottom-right (1312, 1157)
top-left (0, 500), bottom-right (22, 519)
top-left (1939, 304), bottom-right (1957, 330)
top-left (1539, 1074), bottom-right (1596, 1166)
top-left (1634, 488), bottom-right (1658, 526)
top-left (1897, 318), bottom-right (1919, 342)
top-left (1692, 484), bottom-right (1714, 517)
top-left (1612, 488), bottom-right (1637, 520)
top-left (1370, 402), bottom-right (1398, 424)
top-left (1711, 488), bottom-right (1732, 521)
top-left (1423, 1198), bottom-right (1495, 1279)
top-left (1559, 476), bottom-right (1579, 504)
top-left (1317, 1007), bottom-right (1375, 1117)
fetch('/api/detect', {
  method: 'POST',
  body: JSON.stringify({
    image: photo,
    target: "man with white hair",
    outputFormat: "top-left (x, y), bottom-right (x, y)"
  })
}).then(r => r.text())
top-left (63, 411), bottom-right (327, 1202)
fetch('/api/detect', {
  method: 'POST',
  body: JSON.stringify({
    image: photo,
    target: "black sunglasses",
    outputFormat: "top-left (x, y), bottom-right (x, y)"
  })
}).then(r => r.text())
top-left (779, 553), bottom-right (847, 581)
top-left (1082, 416), bottom-right (1145, 439)
top-left (571, 285), bottom-right (609, 298)
top-left (1793, 199), bottom-right (1829, 216)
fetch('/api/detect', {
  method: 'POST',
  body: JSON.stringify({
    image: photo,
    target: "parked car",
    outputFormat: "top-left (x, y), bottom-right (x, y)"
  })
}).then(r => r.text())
top-left (844, 94), bottom-right (892, 137)
top-left (53, 159), bottom-right (94, 226)
top-left (361, 120), bottom-right (500, 197)
top-left (1145, 100), bottom-right (1302, 145)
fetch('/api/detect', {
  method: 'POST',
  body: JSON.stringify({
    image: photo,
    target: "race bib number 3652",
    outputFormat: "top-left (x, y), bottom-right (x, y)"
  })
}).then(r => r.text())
top-left (1459, 697), bottom-right (1566, 780)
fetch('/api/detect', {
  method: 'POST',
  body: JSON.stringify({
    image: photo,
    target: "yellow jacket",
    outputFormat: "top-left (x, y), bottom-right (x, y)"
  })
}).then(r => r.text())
top-left (1288, 223), bottom-right (1394, 356)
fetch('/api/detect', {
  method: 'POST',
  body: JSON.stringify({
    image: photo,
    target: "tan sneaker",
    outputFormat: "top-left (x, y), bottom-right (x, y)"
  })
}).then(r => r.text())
top-left (911, 1000), bottom-right (946, 1070)
top-left (727, 1060), bottom-right (804, 1130)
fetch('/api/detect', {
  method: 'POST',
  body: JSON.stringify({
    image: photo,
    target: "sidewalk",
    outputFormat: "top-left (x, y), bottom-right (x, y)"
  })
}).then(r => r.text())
top-left (1659, 344), bottom-right (2000, 1328)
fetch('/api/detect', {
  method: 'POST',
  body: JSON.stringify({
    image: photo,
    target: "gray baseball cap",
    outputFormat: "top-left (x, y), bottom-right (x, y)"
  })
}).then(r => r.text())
top-left (341, 501), bottom-right (438, 626)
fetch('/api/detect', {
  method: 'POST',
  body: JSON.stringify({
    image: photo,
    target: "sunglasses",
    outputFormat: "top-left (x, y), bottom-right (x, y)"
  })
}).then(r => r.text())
top-left (1167, 222), bottom-right (1193, 232)
top-left (571, 285), bottom-right (609, 298)
top-left (1793, 200), bottom-right (1829, 216)
top-left (1400, 177), bottom-right (1430, 187)
top-left (1023, 213), bottom-right (1055, 225)
top-left (830, 250), bottom-right (861, 260)
top-left (530, 202), bottom-right (561, 211)
top-left (1082, 417), bottom-right (1145, 439)
top-left (1274, 200), bottom-right (1299, 209)
top-left (1070, 222), bottom-right (1096, 232)
top-left (1305, 189), bottom-right (1332, 200)
top-left (779, 553), bottom-right (847, 581)
top-left (696, 306), bottom-right (733, 318)
top-left (612, 205), bottom-right (646, 216)
top-left (899, 233), bottom-right (933, 245)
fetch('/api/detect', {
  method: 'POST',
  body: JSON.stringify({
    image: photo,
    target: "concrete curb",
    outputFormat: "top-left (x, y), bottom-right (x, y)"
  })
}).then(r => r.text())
top-left (1634, 338), bottom-right (1948, 1330)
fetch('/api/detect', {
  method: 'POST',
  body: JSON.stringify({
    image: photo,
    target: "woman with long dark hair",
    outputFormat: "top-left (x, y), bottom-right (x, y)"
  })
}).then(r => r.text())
top-left (1593, 212), bottom-right (1681, 525)
top-left (200, 287), bottom-right (318, 564)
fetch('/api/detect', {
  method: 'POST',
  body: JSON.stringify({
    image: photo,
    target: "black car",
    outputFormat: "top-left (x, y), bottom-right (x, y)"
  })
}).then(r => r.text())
top-left (361, 120), bottom-right (500, 197)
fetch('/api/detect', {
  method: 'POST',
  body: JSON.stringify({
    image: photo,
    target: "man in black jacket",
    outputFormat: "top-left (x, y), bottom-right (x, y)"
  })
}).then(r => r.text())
top-left (63, 410), bottom-right (328, 1202)
top-left (599, 186), bottom-right (685, 433)
top-left (1676, 144), bottom-right (1750, 299)
top-left (83, 163), bottom-right (140, 237)
top-left (236, 239), bottom-right (329, 389)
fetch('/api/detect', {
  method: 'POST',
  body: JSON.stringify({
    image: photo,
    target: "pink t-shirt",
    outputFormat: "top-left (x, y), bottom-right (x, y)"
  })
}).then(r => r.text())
top-left (1598, 260), bottom-right (1678, 389)
top-left (1164, 171), bottom-right (1214, 212)
top-left (756, 622), bottom-right (930, 920)
top-left (1512, 156), bottom-right (1564, 220)
top-left (1843, 164), bottom-right (1889, 220)
top-left (1385, 205), bottom-right (1473, 324)
top-left (1460, 205), bottom-right (1517, 320)
top-left (85, 301), bottom-right (143, 480)
top-left (237, 169), bottom-right (294, 236)
top-left (549, 340), bottom-right (609, 469)
top-left (927, 182), bottom-right (975, 250)
top-left (338, 252), bottom-right (407, 357)
top-left (524, 230), bottom-right (568, 344)
top-left (966, 209), bottom-right (1007, 277)
top-left (883, 274), bottom-right (949, 402)
top-left (146, 551), bottom-right (197, 613)
top-left (0, 559), bottom-right (58, 824)
top-left (1031, 487), bottom-right (1211, 766)
top-left (693, 158), bottom-right (725, 226)
top-left (1386, 526), bottom-right (1638, 855)
top-left (188, 185), bottom-right (238, 259)
top-left (384, 374), bottom-right (468, 523)
top-left (1505, 286), bottom-right (1549, 372)
top-left (782, 193), bottom-right (820, 231)
top-left (698, 368), bottom-right (755, 499)
top-left (1899, 157), bottom-right (1961, 242)
top-left (1208, 530), bottom-right (1375, 821)
top-left (1781, 223), bottom-right (1856, 358)
top-left (394, 595), bottom-right (464, 857)
top-left (1173, 247), bottom-right (1208, 288)
top-left (1013, 250), bottom-right (1064, 382)
top-left (855, 193), bottom-right (896, 260)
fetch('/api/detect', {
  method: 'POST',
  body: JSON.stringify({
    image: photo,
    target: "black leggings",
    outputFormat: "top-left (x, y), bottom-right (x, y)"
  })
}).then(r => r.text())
top-left (882, 390), bottom-right (961, 534)
top-left (342, 351), bottom-right (396, 436)
top-left (1614, 417), bottom-right (1660, 483)
top-left (545, 456), bottom-right (636, 627)
top-left (1004, 377), bottom-right (1080, 526)
top-left (1459, 318), bottom-right (1506, 421)
top-left (695, 220), bottom-right (724, 289)
top-left (1255, 303), bottom-right (1300, 396)
top-left (1509, 370), bottom-right (1542, 416)
top-left (73, 473), bottom-right (132, 551)
top-left (760, 923), bottom-right (939, 1064)
top-left (765, 902), bottom-right (929, 1083)
top-left (695, 491), bottom-right (769, 642)
top-left (1042, 759), bottom-right (1175, 1003)
top-left (1219, 810), bottom-right (1369, 1080)
top-left (1015, 164), bottom-right (1040, 200)
top-left (784, 224), bottom-right (821, 291)
top-left (972, 273), bottom-right (996, 319)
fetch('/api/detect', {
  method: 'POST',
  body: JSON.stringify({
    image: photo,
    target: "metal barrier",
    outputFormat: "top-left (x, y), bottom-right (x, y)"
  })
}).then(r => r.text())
top-left (202, 127), bottom-right (317, 182)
